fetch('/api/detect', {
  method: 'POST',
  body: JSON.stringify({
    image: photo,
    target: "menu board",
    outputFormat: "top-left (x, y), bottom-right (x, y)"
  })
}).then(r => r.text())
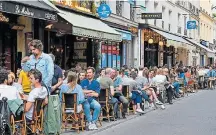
top-left (73, 42), bottom-right (87, 69)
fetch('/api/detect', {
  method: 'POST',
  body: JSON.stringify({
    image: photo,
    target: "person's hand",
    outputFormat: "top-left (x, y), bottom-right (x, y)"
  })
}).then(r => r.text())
top-left (20, 93), bottom-right (28, 101)
top-left (51, 86), bottom-right (56, 91)
top-left (86, 92), bottom-right (94, 97)
top-left (21, 56), bottom-right (30, 63)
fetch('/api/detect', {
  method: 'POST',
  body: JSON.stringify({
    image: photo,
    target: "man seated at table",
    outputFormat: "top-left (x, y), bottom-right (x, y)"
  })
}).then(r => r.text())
top-left (80, 67), bottom-right (101, 131)
top-left (21, 69), bottom-right (48, 121)
top-left (0, 68), bottom-right (20, 100)
top-left (99, 68), bottom-right (118, 119)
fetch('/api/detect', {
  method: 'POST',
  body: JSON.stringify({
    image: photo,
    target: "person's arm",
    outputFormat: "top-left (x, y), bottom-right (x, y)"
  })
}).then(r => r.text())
top-left (44, 56), bottom-right (54, 87)
top-left (52, 78), bottom-right (63, 91)
top-left (25, 102), bottom-right (33, 112)
top-left (118, 84), bottom-right (122, 91)
top-left (86, 81), bottom-right (100, 97)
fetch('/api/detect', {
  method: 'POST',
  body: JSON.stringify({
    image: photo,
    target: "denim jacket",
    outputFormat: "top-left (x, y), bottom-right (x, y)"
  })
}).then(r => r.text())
top-left (22, 53), bottom-right (54, 87)
top-left (207, 70), bottom-right (216, 77)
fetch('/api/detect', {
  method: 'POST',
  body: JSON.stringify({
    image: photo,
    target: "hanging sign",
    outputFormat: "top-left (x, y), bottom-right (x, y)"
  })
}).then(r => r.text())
top-left (141, 13), bottom-right (162, 19)
top-left (97, 4), bottom-right (111, 19)
top-left (187, 21), bottom-right (196, 29)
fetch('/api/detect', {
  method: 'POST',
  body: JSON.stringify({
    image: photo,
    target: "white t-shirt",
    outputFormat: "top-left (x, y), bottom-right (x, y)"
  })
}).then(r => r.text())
top-left (0, 85), bottom-right (20, 100)
top-left (26, 86), bottom-right (48, 120)
top-left (152, 75), bottom-right (167, 84)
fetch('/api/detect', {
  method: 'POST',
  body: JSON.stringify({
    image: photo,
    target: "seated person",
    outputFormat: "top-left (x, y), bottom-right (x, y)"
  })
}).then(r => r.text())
top-left (120, 71), bottom-right (144, 113)
top-left (207, 66), bottom-right (216, 89)
top-left (80, 67), bottom-right (101, 131)
top-left (18, 69), bottom-right (31, 94)
top-left (99, 68), bottom-right (118, 119)
top-left (8, 72), bottom-right (23, 93)
top-left (22, 69), bottom-right (48, 121)
top-left (111, 69), bottom-right (128, 119)
top-left (0, 69), bottom-right (20, 100)
top-left (60, 71), bottom-right (85, 113)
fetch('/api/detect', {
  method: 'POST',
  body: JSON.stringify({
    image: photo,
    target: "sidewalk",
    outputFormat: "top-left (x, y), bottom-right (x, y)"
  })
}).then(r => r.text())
top-left (61, 93), bottom-right (198, 135)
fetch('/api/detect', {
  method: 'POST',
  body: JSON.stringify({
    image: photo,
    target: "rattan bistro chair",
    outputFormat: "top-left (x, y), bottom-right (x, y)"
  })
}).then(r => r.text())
top-left (26, 98), bottom-right (45, 134)
top-left (98, 89), bottom-right (115, 122)
top-left (10, 102), bottom-right (26, 135)
top-left (122, 85), bottom-right (135, 115)
top-left (62, 93), bottom-right (85, 133)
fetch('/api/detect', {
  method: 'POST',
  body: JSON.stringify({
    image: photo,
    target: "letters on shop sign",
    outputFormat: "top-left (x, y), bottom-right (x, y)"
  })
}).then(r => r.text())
top-left (141, 13), bottom-right (162, 19)
top-left (15, 5), bottom-right (34, 17)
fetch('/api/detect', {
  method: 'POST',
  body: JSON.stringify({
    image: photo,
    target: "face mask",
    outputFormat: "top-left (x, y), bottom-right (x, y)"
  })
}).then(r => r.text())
top-left (124, 71), bottom-right (129, 76)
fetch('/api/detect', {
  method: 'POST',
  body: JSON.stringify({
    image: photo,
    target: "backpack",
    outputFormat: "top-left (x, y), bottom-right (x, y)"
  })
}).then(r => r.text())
top-left (0, 97), bottom-right (12, 135)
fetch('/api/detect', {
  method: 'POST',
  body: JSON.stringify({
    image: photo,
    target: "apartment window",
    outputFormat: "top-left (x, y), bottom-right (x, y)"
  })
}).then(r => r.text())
top-left (130, 1), bottom-right (135, 21)
top-left (162, 21), bottom-right (164, 29)
top-left (116, 1), bottom-right (123, 16)
top-left (154, 19), bottom-right (157, 26)
top-left (177, 26), bottom-right (181, 34)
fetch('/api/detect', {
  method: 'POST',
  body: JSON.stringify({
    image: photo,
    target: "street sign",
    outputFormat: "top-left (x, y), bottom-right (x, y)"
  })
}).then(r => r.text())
top-left (141, 13), bottom-right (162, 19)
top-left (97, 4), bottom-right (111, 19)
top-left (187, 21), bottom-right (196, 29)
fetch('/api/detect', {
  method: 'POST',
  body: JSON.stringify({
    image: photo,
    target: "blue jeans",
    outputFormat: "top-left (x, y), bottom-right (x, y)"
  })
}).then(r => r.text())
top-left (131, 91), bottom-right (142, 104)
top-left (141, 91), bottom-right (149, 101)
top-left (83, 99), bottom-right (101, 123)
top-left (108, 97), bottom-right (118, 116)
top-left (173, 82), bottom-right (180, 94)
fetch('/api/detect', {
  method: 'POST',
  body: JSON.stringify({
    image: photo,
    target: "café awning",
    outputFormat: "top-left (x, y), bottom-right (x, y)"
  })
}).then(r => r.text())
top-left (0, 1), bottom-right (58, 22)
top-left (185, 38), bottom-right (215, 57)
top-left (151, 28), bottom-right (192, 45)
top-left (58, 9), bottom-right (122, 42)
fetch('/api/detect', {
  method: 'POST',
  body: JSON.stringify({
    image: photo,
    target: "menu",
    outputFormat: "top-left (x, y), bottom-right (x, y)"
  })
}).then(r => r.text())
top-left (73, 42), bottom-right (87, 69)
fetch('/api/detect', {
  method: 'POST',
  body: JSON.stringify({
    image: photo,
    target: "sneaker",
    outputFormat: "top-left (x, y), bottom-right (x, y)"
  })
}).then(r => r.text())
top-left (86, 122), bottom-right (93, 131)
top-left (91, 123), bottom-right (98, 130)
top-left (136, 108), bottom-right (145, 113)
top-left (161, 105), bottom-right (165, 109)
top-left (149, 103), bottom-right (155, 109)
top-left (155, 101), bottom-right (163, 105)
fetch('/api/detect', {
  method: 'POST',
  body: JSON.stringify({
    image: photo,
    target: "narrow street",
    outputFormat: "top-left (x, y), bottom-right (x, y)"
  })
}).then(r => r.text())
top-left (92, 90), bottom-right (216, 135)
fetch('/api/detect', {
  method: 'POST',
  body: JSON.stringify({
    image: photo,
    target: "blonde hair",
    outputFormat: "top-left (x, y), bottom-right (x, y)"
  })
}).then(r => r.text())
top-left (157, 68), bottom-right (164, 75)
top-left (67, 71), bottom-right (78, 92)
top-left (9, 72), bottom-right (15, 80)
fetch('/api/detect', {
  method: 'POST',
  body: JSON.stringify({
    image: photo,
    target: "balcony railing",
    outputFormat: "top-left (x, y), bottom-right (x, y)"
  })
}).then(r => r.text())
top-left (177, 26), bottom-right (181, 34)
top-left (116, 1), bottom-right (123, 16)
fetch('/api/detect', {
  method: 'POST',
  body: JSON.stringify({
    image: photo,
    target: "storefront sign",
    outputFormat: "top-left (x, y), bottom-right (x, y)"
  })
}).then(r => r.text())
top-left (0, 12), bottom-right (9, 22)
top-left (51, 0), bottom-right (96, 14)
top-left (141, 13), bottom-right (162, 19)
top-left (0, 1), bottom-right (57, 21)
top-left (128, 26), bottom-right (138, 35)
top-left (187, 21), bottom-right (196, 29)
top-left (97, 4), bottom-right (111, 19)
